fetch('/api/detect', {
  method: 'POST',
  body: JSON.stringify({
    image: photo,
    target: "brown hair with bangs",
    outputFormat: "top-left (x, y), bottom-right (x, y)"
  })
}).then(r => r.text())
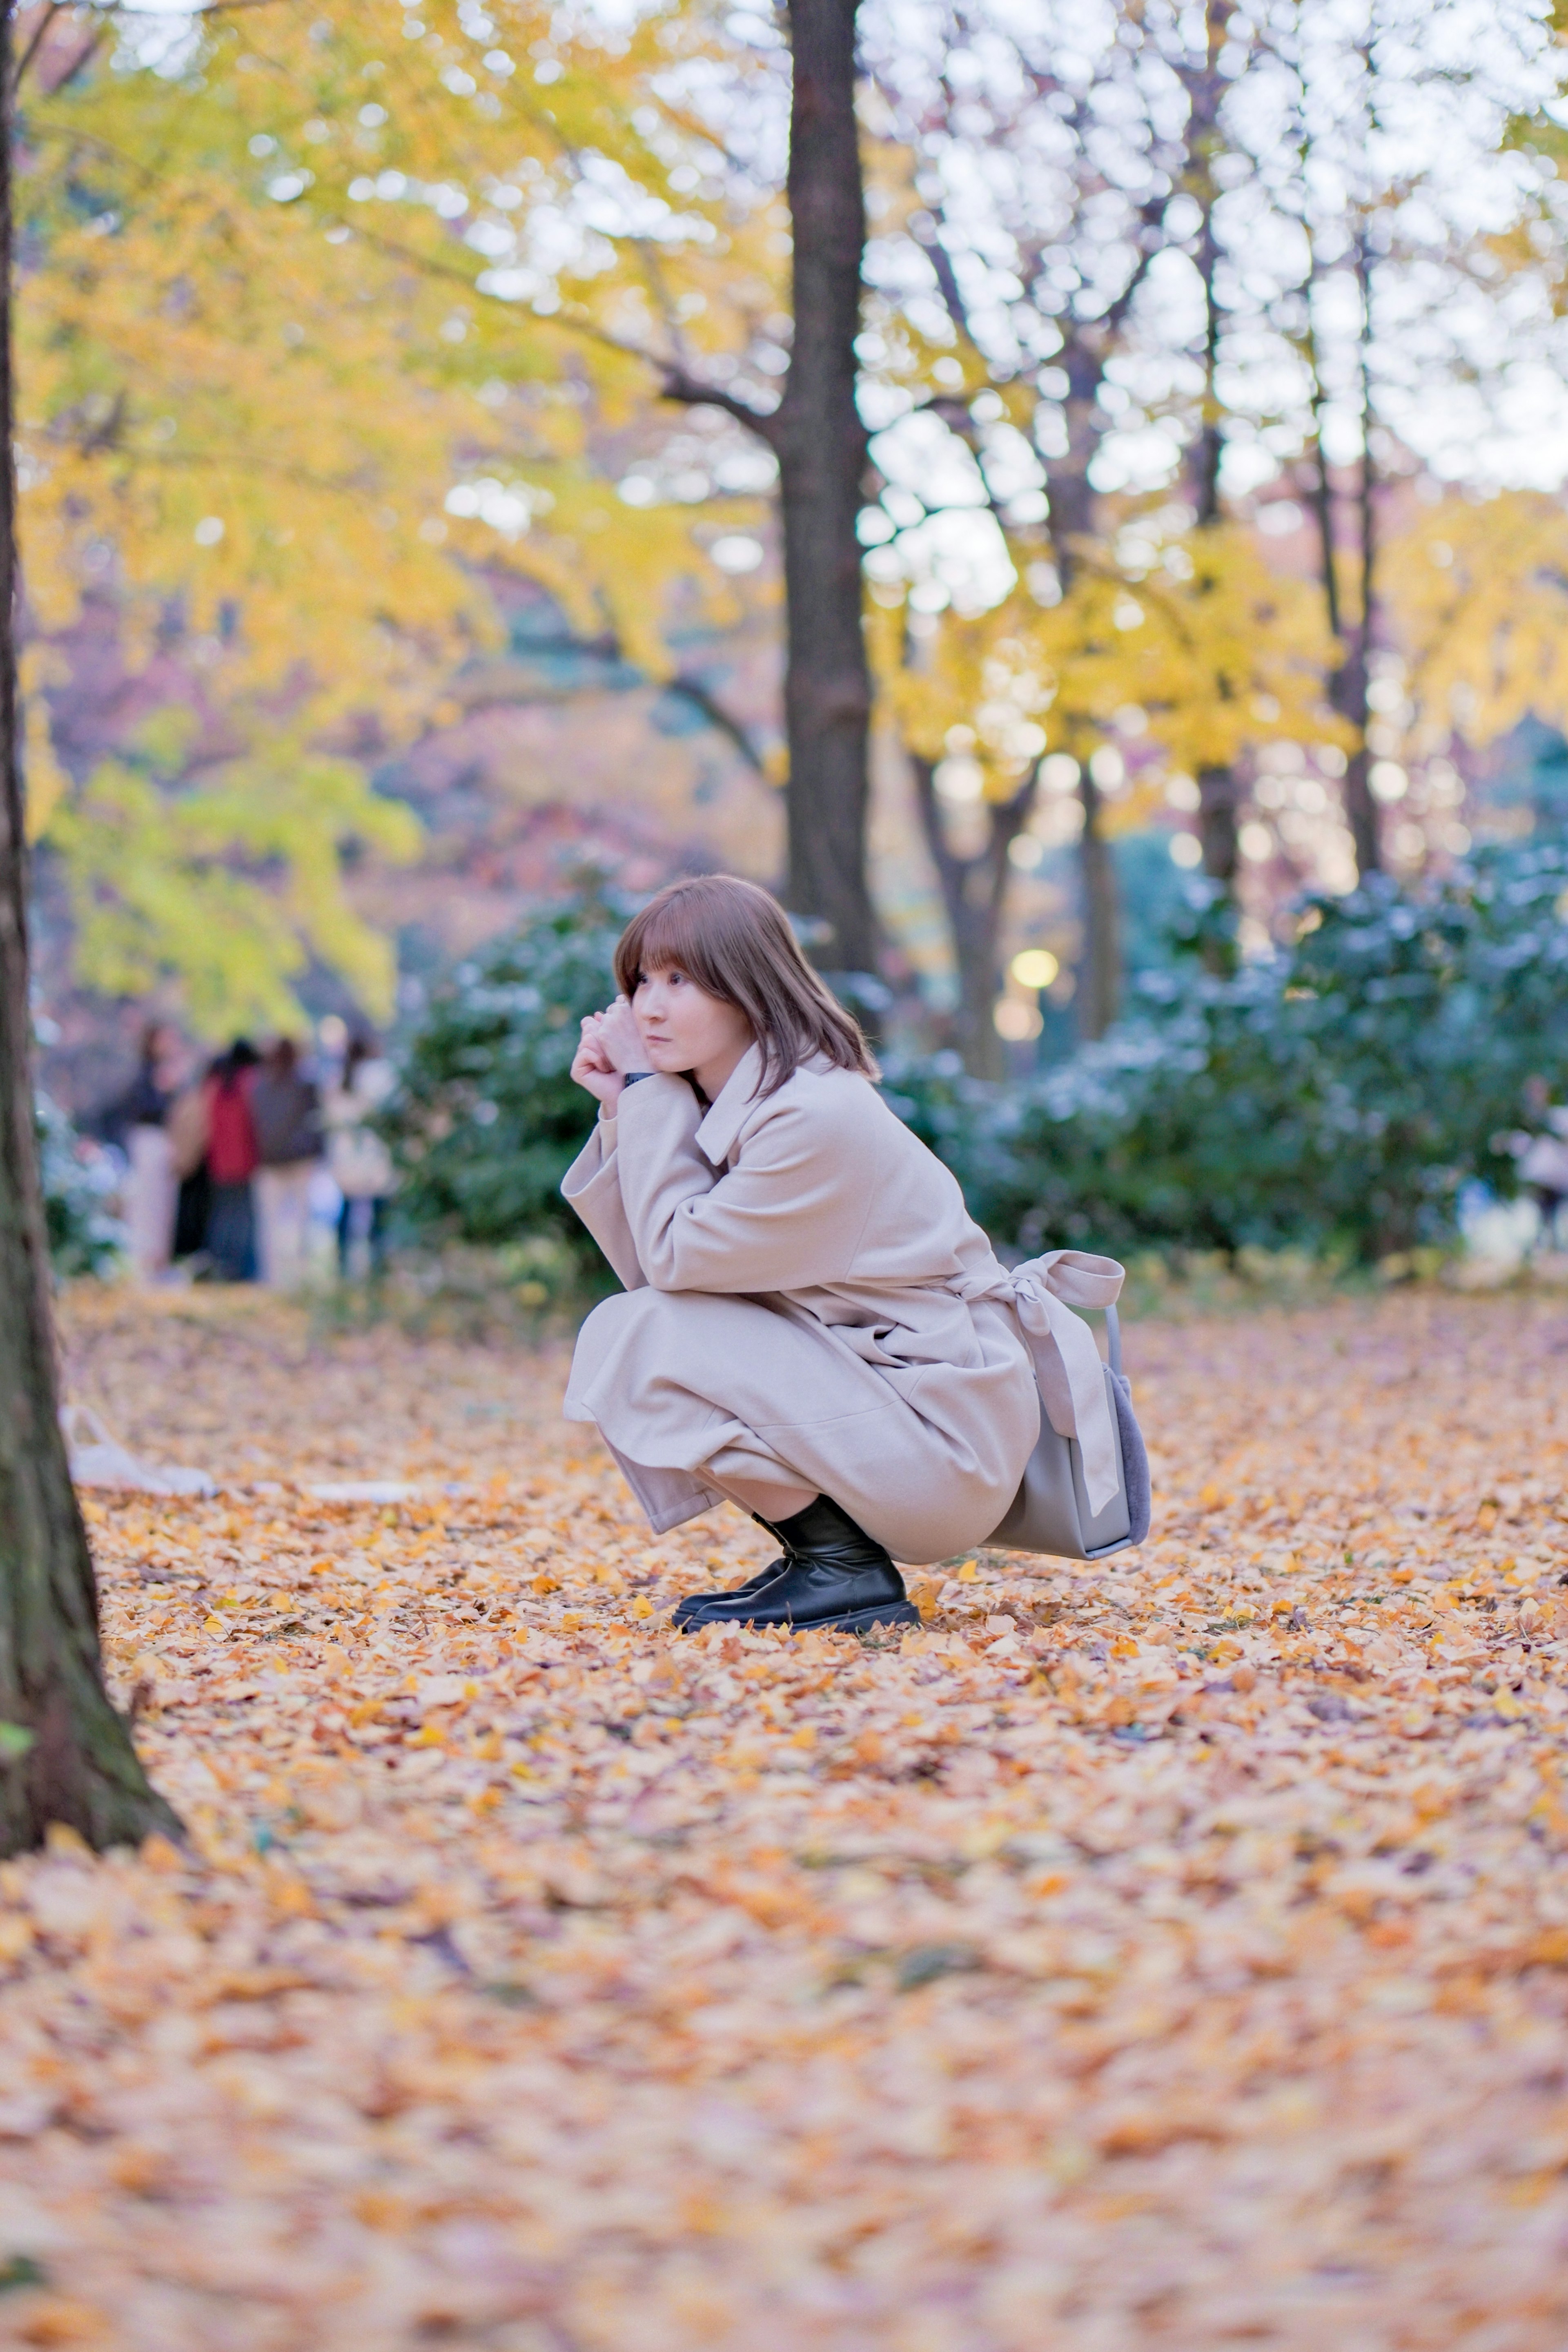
top-left (614, 875), bottom-right (878, 1098)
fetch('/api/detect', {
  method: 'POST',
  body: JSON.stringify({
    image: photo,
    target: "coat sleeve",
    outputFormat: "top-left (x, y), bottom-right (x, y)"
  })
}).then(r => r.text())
top-left (559, 1113), bottom-right (649, 1291)
top-left (612, 1072), bottom-right (874, 1293)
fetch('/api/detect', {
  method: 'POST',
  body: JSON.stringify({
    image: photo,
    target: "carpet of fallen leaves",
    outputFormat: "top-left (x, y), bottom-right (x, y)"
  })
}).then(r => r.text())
top-left (3, 1285), bottom-right (1568, 2350)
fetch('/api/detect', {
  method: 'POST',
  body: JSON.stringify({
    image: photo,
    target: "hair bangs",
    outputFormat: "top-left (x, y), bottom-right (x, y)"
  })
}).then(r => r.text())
top-left (614, 889), bottom-right (731, 1005)
top-left (612, 875), bottom-right (878, 1097)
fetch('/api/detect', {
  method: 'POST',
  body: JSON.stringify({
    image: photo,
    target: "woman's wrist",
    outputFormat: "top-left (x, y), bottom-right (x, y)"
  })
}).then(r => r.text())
top-left (596, 1070), bottom-right (652, 1120)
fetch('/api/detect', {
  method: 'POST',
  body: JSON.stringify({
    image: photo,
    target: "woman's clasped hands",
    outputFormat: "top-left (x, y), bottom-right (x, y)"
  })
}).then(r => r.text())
top-left (570, 996), bottom-right (651, 1109)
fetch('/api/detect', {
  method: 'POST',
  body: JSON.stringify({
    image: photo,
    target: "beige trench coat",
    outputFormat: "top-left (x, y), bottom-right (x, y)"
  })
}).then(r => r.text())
top-left (560, 1047), bottom-right (1042, 1565)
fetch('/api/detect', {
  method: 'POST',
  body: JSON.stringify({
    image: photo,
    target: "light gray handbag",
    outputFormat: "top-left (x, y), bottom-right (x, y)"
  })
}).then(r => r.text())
top-left (985, 1301), bottom-right (1150, 1561)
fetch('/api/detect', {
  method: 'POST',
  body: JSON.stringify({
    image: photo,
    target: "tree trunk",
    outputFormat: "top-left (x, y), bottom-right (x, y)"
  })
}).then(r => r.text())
top-left (1049, 360), bottom-right (1124, 1050)
top-left (910, 754), bottom-right (1038, 1079)
top-left (1309, 437), bottom-right (1381, 885)
top-left (1077, 765), bottom-right (1120, 1040)
top-left (773, 0), bottom-right (875, 974)
top-left (1190, 268), bottom-right (1240, 891)
top-left (1192, 197), bottom-right (1225, 535)
top-left (1341, 228), bottom-right (1381, 879)
top-left (1339, 681), bottom-right (1379, 881)
top-left (1183, 3), bottom-right (1241, 897)
top-left (1198, 764), bottom-right (1239, 887)
top-left (0, 6), bottom-right (178, 1857)
top-left (664, 0), bottom-right (877, 978)
top-left (1303, 239), bottom-right (1381, 882)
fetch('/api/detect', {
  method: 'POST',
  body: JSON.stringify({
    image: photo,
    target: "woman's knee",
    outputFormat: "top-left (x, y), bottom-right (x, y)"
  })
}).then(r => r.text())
top-left (579, 1286), bottom-right (667, 1342)
top-left (575, 1286), bottom-right (691, 1369)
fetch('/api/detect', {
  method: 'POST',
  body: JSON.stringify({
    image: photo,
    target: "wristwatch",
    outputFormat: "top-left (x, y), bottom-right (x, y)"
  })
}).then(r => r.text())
top-left (620, 1071), bottom-right (655, 1086)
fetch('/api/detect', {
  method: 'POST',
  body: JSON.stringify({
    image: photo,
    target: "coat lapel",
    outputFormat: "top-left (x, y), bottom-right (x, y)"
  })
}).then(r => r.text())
top-left (693, 1045), bottom-right (768, 1167)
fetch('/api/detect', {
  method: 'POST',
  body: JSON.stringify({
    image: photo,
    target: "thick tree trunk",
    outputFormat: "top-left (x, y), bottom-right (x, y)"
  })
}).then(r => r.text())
top-left (1077, 766), bottom-right (1120, 1040)
top-left (773, 0), bottom-right (875, 974)
top-left (1339, 684), bottom-right (1379, 881)
top-left (1183, 4), bottom-right (1242, 900)
top-left (664, 0), bottom-right (877, 979)
top-left (1194, 762), bottom-right (1241, 972)
top-left (1198, 764), bottom-right (1239, 888)
top-left (911, 754), bottom-right (1038, 1079)
top-left (0, 7), bottom-right (178, 1856)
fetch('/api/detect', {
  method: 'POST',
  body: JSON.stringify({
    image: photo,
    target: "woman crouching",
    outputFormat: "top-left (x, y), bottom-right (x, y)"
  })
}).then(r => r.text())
top-left (562, 874), bottom-right (1042, 1635)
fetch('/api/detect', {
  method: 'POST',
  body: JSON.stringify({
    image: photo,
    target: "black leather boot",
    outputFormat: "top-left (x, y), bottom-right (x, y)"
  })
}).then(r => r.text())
top-left (681, 1496), bottom-right (920, 1636)
top-left (670, 1516), bottom-right (792, 1626)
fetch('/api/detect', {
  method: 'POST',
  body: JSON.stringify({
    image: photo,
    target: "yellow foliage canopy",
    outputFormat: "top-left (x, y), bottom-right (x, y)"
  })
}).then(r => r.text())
top-left (1390, 493), bottom-right (1568, 754)
top-left (45, 716), bottom-right (421, 1037)
top-left (872, 523), bottom-right (1346, 821)
top-left (17, 0), bottom-right (772, 1031)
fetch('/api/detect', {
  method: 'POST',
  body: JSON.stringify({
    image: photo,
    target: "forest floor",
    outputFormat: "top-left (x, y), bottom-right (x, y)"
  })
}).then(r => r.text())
top-left (2, 1284), bottom-right (1568, 2350)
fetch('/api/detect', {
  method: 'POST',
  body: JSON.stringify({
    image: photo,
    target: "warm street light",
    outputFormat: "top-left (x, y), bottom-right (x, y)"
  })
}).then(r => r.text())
top-left (1009, 948), bottom-right (1060, 992)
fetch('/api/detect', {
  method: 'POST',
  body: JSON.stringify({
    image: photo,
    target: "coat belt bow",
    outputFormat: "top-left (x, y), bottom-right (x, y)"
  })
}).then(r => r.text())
top-left (956, 1248), bottom-right (1125, 1514)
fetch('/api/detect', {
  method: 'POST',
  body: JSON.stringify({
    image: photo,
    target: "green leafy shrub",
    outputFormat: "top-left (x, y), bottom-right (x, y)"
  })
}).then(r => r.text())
top-left (383, 885), bottom-right (628, 1282)
top-left (38, 1092), bottom-right (124, 1277)
top-left (888, 843), bottom-right (1568, 1264)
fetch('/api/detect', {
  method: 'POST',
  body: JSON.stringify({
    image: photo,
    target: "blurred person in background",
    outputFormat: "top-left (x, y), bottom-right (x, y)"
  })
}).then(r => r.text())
top-left (168, 1058), bottom-right (214, 1269)
top-left (250, 1036), bottom-right (322, 1289)
top-left (105, 1019), bottom-right (184, 1280)
top-left (325, 1030), bottom-right (395, 1277)
top-left (201, 1039), bottom-right (261, 1281)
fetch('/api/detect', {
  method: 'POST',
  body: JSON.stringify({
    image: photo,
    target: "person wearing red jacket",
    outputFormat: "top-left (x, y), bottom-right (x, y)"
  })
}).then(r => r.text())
top-left (201, 1040), bottom-right (261, 1281)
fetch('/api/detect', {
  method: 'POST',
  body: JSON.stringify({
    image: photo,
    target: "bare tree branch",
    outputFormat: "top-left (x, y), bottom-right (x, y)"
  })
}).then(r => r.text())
top-left (22, 115), bottom-right (166, 186)
top-left (319, 218), bottom-right (785, 446)
top-left (454, 624), bottom-right (768, 777)
top-left (11, 2), bottom-right (68, 97)
top-left (71, 0), bottom-right (291, 19)
top-left (660, 363), bottom-right (781, 442)
top-left (664, 673), bottom-right (768, 774)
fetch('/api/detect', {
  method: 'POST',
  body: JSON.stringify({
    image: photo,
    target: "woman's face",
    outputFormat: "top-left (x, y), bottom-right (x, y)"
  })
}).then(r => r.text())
top-left (633, 964), bottom-right (753, 1076)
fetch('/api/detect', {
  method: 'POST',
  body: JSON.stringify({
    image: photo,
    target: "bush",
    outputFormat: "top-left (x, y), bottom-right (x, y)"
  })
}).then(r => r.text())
top-left (38, 1091), bottom-right (124, 1277)
top-left (383, 883), bottom-right (628, 1282)
top-left (889, 843), bottom-right (1568, 1264)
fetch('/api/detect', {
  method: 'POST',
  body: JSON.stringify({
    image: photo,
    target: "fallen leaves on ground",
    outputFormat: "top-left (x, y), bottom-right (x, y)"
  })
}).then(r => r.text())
top-left (2, 1286), bottom-right (1568, 2348)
